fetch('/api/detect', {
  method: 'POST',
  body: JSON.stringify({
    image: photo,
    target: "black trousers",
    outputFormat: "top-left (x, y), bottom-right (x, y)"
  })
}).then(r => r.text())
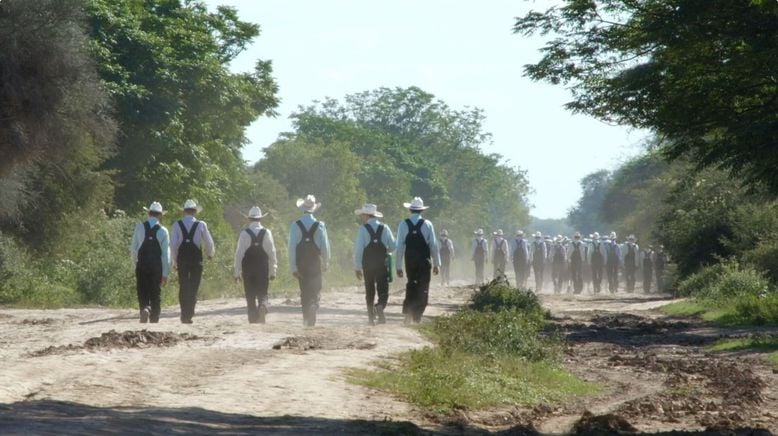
top-left (643, 267), bottom-right (653, 293)
top-left (440, 257), bottom-right (451, 285)
top-left (404, 259), bottom-right (431, 322)
top-left (513, 260), bottom-right (528, 288)
top-left (533, 262), bottom-right (544, 291)
top-left (493, 255), bottom-right (507, 279)
top-left (178, 263), bottom-right (202, 322)
top-left (591, 261), bottom-right (604, 293)
top-left (364, 267), bottom-right (389, 309)
top-left (552, 260), bottom-right (565, 293)
top-left (136, 266), bottom-right (161, 322)
top-left (298, 271), bottom-right (322, 323)
top-left (625, 264), bottom-right (637, 292)
top-left (474, 258), bottom-right (485, 284)
top-left (243, 269), bottom-right (269, 323)
top-left (607, 261), bottom-right (619, 293)
top-left (570, 259), bottom-right (583, 293)
top-left (655, 267), bottom-right (665, 293)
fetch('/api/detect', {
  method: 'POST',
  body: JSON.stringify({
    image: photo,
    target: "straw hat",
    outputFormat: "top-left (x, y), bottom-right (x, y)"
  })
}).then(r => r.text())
top-left (474, 228), bottom-right (484, 236)
top-left (182, 199), bottom-right (203, 213)
top-left (493, 229), bottom-right (504, 236)
top-left (402, 197), bottom-right (429, 211)
top-left (244, 206), bottom-right (268, 220)
top-left (143, 201), bottom-right (166, 215)
top-left (296, 195), bottom-right (321, 213)
top-left (354, 203), bottom-right (383, 218)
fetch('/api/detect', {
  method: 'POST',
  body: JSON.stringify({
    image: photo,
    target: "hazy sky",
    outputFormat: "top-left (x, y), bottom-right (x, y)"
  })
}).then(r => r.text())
top-left (204, 0), bottom-right (648, 219)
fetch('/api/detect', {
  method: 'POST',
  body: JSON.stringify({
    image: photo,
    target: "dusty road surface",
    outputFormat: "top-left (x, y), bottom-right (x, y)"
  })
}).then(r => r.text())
top-left (1, 283), bottom-right (777, 435)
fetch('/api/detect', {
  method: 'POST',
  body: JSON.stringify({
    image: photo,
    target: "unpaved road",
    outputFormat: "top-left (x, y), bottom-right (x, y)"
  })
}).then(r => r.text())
top-left (1, 283), bottom-right (777, 435)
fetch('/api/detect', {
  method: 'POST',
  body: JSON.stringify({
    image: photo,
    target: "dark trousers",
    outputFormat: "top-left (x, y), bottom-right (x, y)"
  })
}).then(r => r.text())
top-left (513, 260), bottom-right (528, 288)
top-left (136, 266), bottom-right (161, 322)
top-left (440, 257), bottom-right (451, 285)
top-left (474, 259), bottom-right (485, 284)
top-left (243, 270), bottom-right (269, 323)
top-left (570, 260), bottom-right (583, 294)
top-left (607, 261), bottom-right (619, 293)
top-left (178, 263), bottom-right (202, 322)
top-left (493, 255), bottom-right (506, 279)
top-left (625, 264), bottom-right (637, 292)
top-left (655, 267), bottom-right (665, 293)
top-left (552, 261), bottom-right (565, 293)
top-left (404, 260), bottom-right (431, 322)
top-left (364, 267), bottom-right (389, 309)
top-left (591, 261), bottom-right (604, 293)
top-left (298, 272), bottom-right (322, 325)
top-left (643, 267), bottom-right (653, 293)
top-left (533, 262), bottom-right (544, 291)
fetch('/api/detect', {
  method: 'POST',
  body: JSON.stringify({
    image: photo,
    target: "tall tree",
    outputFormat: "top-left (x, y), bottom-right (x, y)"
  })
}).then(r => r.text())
top-left (515, 0), bottom-right (778, 193)
top-left (86, 0), bottom-right (279, 210)
top-left (567, 170), bottom-right (612, 234)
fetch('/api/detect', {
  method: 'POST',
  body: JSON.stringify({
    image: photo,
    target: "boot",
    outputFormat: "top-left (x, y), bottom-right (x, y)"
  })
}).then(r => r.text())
top-left (305, 306), bottom-right (317, 327)
top-left (366, 302), bottom-right (375, 326)
top-left (375, 304), bottom-right (386, 324)
top-left (258, 305), bottom-right (267, 324)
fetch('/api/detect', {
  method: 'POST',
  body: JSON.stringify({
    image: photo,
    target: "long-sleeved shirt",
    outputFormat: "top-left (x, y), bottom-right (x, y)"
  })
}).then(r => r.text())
top-left (354, 218), bottom-right (397, 271)
top-left (605, 241), bottom-right (622, 265)
top-left (472, 238), bottom-right (489, 258)
top-left (509, 238), bottom-right (529, 263)
top-left (130, 218), bottom-right (171, 278)
top-left (529, 239), bottom-right (547, 263)
top-left (439, 237), bottom-right (455, 259)
top-left (491, 237), bottom-right (510, 262)
top-left (587, 240), bottom-right (608, 263)
top-left (395, 213), bottom-right (441, 268)
top-left (288, 213), bottom-right (331, 273)
top-left (234, 222), bottom-right (278, 278)
top-left (567, 240), bottom-right (587, 263)
top-left (170, 215), bottom-right (216, 267)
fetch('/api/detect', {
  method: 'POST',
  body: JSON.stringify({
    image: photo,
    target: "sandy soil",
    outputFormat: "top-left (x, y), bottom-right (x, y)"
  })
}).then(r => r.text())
top-left (1, 281), bottom-right (777, 435)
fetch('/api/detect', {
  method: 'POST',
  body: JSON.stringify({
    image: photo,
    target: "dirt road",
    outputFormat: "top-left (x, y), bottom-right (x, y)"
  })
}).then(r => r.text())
top-left (1, 284), bottom-right (776, 435)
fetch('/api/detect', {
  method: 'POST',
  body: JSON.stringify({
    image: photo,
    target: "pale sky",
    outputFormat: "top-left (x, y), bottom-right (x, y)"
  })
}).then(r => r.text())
top-left (205, 0), bottom-right (648, 219)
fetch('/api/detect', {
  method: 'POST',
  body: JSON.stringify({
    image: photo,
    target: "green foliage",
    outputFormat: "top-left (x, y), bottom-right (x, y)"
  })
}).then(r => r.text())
top-left (469, 279), bottom-right (543, 313)
top-left (529, 216), bottom-right (575, 239)
top-left (567, 170), bottom-right (612, 234)
top-left (742, 241), bottom-right (778, 286)
top-left (86, 0), bottom-right (279, 210)
top-left (516, 0), bottom-right (778, 194)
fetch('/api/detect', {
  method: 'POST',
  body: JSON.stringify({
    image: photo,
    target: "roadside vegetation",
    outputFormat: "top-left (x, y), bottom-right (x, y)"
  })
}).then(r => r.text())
top-left (346, 280), bottom-right (597, 412)
top-left (707, 335), bottom-right (778, 369)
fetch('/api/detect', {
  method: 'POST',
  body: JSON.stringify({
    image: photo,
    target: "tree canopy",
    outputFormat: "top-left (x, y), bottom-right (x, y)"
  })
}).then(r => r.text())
top-left (515, 0), bottom-right (778, 193)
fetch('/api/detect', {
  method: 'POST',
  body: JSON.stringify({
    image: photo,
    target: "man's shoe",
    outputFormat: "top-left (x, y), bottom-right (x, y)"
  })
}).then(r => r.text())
top-left (140, 307), bottom-right (150, 324)
top-left (403, 313), bottom-right (412, 325)
top-left (375, 304), bottom-right (386, 324)
top-left (258, 305), bottom-right (267, 324)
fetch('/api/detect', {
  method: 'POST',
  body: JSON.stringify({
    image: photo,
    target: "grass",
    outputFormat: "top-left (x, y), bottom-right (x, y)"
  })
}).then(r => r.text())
top-left (660, 294), bottom-right (778, 327)
top-left (346, 349), bottom-right (596, 413)
top-left (707, 335), bottom-right (778, 369)
top-left (346, 278), bottom-right (598, 413)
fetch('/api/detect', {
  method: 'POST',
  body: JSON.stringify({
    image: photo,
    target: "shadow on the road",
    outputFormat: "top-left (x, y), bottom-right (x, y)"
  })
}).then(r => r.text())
top-left (0, 400), bottom-right (533, 435)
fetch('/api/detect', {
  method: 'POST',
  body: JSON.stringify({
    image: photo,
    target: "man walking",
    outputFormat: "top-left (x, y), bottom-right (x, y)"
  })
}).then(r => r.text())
top-left (130, 201), bottom-right (171, 323)
top-left (471, 229), bottom-right (488, 285)
top-left (622, 235), bottom-right (640, 293)
top-left (171, 200), bottom-right (215, 324)
top-left (568, 232), bottom-right (586, 294)
top-left (551, 236), bottom-right (567, 293)
top-left (438, 229), bottom-right (455, 286)
top-left (491, 229), bottom-right (509, 279)
top-left (289, 195), bottom-right (331, 327)
top-left (395, 197), bottom-right (440, 324)
top-left (354, 203), bottom-right (396, 325)
top-left (234, 206), bottom-right (277, 323)
top-left (605, 232), bottom-right (622, 293)
top-left (588, 232), bottom-right (606, 294)
top-left (655, 245), bottom-right (668, 293)
top-left (510, 230), bottom-right (530, 288)
top-left (530, 232), bottom-right (547, 291)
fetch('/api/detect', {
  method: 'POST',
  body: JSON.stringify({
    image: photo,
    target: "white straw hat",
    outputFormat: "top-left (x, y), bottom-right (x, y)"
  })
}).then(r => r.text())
top-left (296, 195), bottom-right (321, 213)
top-left (143, 201), bottom-right (166, 215)
top-left (402, 197), bottom-right (429, 211)
top-left (474, 228), bottom-right (484, 236)
top-left (493, 229), bottom-right (504, 236)
top-left (354, 203), bottom-right (383, 218)
top-left (182, 199), bottom-right (203, 213)
top-left (244, 206), bottom-right (268, 220)
top-left (516, 230), bottom-right (525, 236)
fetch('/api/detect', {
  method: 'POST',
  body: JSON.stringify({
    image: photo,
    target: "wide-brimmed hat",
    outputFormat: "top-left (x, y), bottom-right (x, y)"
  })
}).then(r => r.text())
top-left (609, 231), bottom-right (617, 239)
top-left (440, 229), bottom-right (449, 236)
top-left (574, 232), bottom-right (582, 238)
top-left (474, 228), bottom-right (484, 236)
top-left (244, 206), bottom-right (268, 220)
top-left (143, 201), bottom-right (166, 215)
top-left (403, 197), bottom-right (429, 211)
top-left (182, 199), bottom-right (203, 213)
top-left (493, 229), bottom-right (504, 236)
top-left (628, 234), bottom-right (636, 241)
top-left (296, 195), bottom-right (321, 213)
top-left (534, 231), bottom-right (542, 238)
top-left (354, 203), bottom-right (383, 218)
top-left (516, 230), bottom-right (524, 236)
top-left (592, 232), bottom-right (600, 239)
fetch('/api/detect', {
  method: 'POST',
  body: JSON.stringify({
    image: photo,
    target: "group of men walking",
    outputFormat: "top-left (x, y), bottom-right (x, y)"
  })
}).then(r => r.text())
top-left (467, 229), bottom-right (668, 294)
top-left (130, 195), bottom-right (441, 326)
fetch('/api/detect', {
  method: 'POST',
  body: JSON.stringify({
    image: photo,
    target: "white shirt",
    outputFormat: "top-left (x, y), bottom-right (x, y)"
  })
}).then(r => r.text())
top-left (170, 215), bottom-right (216, 267)
top-left (234, 222), bottom-right (278, 278)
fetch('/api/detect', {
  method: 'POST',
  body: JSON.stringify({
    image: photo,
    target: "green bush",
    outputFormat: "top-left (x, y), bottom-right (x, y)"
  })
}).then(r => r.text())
top-left (426, 308), bottom-right (559, 362)
top-left (730, 294), bottom-right (778, 326)
top-left (743, 241), bottom-right (778, 286)
top-left (676, 262), bottom-right (727, 298)
top-left (469, 277), bottom-right (543, 313)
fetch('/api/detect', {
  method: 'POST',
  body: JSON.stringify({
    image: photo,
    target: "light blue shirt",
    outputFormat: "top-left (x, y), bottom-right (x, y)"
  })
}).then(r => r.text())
top-left (130, 217), bottom-right (171, 278)
top-left (354, 218), bottom-right (397, 271)
top-left (288, 213), bottom-right (331, 273)
top-left (395, 213), bottom-right (441, 268)
top-left (509, 237), bottom-right (529, 264)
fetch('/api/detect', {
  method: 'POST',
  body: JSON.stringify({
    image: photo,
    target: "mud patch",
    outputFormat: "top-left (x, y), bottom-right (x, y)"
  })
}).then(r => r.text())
top-left (30, 330), bottom-right (201, 357)
top-left (571, 410), bottom-right (637, 435)
top-left (272, 336), bottom-right (377, 352)
top-left (18, 318), bottom-right (56, 326)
